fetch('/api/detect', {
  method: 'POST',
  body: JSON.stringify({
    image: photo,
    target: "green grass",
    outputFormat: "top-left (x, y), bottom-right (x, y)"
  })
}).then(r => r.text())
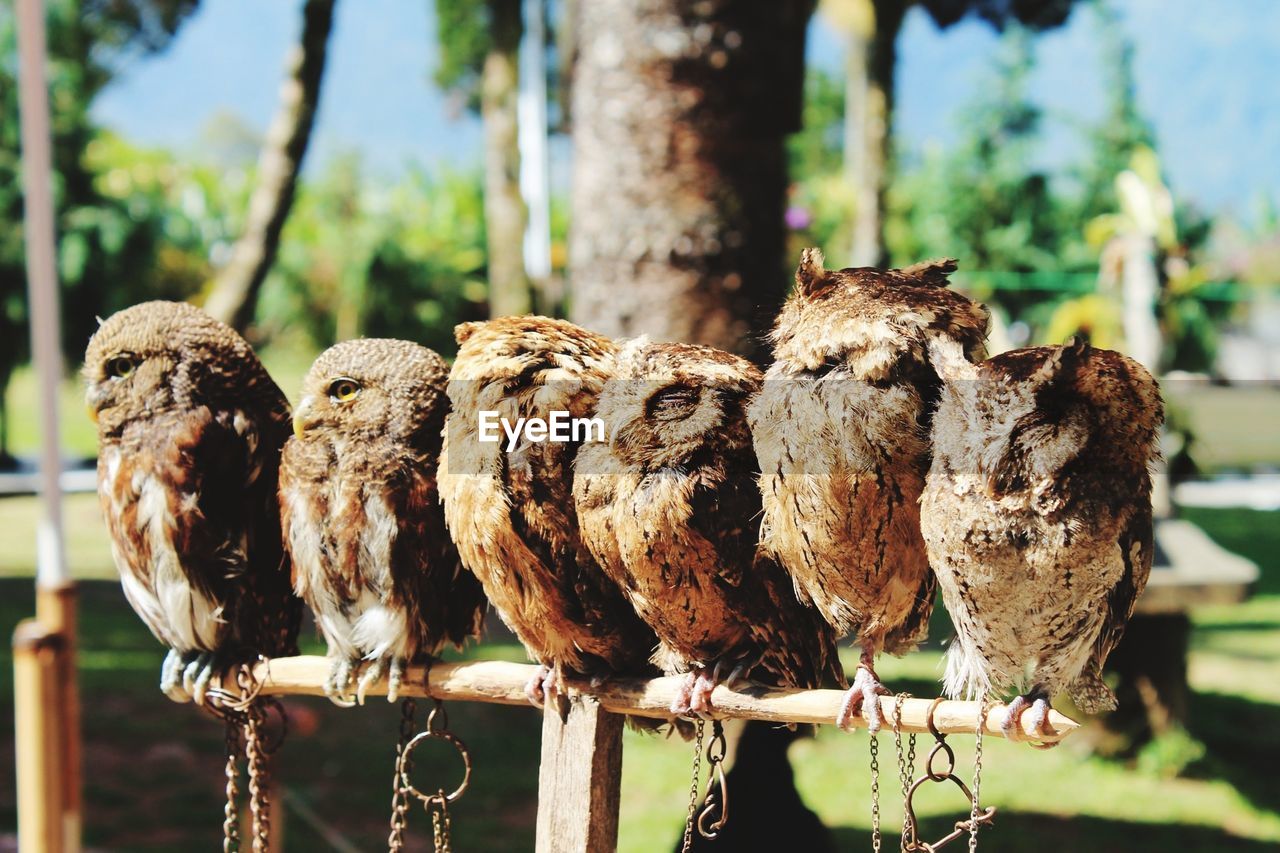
top-left (0, 506), bottom-right (1276, 849)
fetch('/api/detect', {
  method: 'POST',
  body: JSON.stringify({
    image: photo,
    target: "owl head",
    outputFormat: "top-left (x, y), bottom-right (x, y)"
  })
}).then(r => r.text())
top-left (451, 315), bottom-right (617, 388)
top-left (291, 339), bottom-right (450, 445)
top-left (768, 248), bottom-right (989, 379)
top-left (596, 339), bottom-right (761, 471)
top-left (84, 300), bottom-right (282, 435)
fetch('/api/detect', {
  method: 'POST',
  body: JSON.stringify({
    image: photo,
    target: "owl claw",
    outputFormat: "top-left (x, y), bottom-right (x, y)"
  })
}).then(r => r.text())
top-left (356, 659), bottom-right (386, 706)
top-left (525, 664), bottom-right (552, 708)
top-left (182, 652), bottom-right (215, 704)
top-left (689, 670), bottom-right (718, 719)
top-left (543, 667), bottom-right (564, 712)
top-left (386, 658), bottom-right (406, 704)
top-left (670, 671), bottom-right (697, 717)
top-left (1003, 692), bottom-right (1054, 741)
top-left (837, 666), bottom-right (890, 732)
top-left (160, 649), bottom-right (192, 703)
top-left (324, 658), bottom-right (358, 708)
top-left (190, 659), bottom-right (218, 707)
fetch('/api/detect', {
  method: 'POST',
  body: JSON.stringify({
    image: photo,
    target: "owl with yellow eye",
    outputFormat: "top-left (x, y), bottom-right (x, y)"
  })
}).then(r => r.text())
top-left (279, 339), bottom-right (487, 704)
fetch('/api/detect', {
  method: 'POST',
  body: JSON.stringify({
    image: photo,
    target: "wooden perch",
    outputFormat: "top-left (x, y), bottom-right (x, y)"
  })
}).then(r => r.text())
top-left (227, 656), bottom-right (1080, 744)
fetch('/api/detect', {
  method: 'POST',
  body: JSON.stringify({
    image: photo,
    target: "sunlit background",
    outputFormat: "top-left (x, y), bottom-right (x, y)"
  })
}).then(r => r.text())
top-left (1, 0), bottom-right (1277, 849)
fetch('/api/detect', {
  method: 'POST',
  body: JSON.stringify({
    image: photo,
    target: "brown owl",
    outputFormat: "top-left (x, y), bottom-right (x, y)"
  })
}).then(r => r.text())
top-left (922, 337), bottom-right (1163, 736)
top-left (279, 339), bottom-right (488, 705)
top-left (574, 340), bottom-right (843, 716)
top-left (85, 301), bottom-right (300, 704)
top-left (748, 250), bottom-right (989, 731)
top-left (439, 316), bottom-right (659, 706)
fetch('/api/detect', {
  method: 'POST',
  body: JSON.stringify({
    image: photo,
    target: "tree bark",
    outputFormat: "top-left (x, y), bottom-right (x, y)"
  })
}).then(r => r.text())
top-left (483, 0), bottom-right (533, 317)
top-left (844, 0), bottom-right (904, 268)
top-left (568, 0), bottom-right (815, 357)
top-left (204, 0), bottom-right (336, 333)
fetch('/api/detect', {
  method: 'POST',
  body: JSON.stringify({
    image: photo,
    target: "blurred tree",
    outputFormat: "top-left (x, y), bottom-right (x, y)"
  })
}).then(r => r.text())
top-left (434, 0), bottom-right (532, 317)
top-left (568, 0), bottom-right (815, 356)
top-left (203, 0), bottom-right (335, 333)
top-left (0, 0), bottom-right (201, 461)
top-left (822, 0), bottom-right (1080, 267)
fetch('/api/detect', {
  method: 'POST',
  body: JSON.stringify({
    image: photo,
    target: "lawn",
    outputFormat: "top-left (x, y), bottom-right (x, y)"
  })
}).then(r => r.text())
top-left (0, 502), bottom-right (1276, 851)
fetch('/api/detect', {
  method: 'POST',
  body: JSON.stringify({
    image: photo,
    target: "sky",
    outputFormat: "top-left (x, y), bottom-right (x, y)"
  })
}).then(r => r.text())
top-left (91, 0), bottom-right (1280, 217)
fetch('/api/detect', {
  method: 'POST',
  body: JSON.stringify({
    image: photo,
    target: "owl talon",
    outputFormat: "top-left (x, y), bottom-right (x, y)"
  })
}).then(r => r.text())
top-left (190, 658), bottom-right (218, 707)
top-left (689, 670), bottom-right (718, 718)
top-left (1003, 692), bottom-right (1054, 741)
top-left (324, 658), bottom-right (358, 708)
top-left (160, 649), bottom-right (192, 703)
top-left (356, 658), bottom-right (386, 706)
top-left (670, 671), bottom-right (697, 717)
top-left (524, 664), bottom-right (551, 708)
top-left (543, 667), bottom-right (563, 711)
top-left (182, 652), bottom-right (214, 702)
top-left (386, 658), bottom-right (406, 704)
top-left (837, 665), bottom-right (890, 732)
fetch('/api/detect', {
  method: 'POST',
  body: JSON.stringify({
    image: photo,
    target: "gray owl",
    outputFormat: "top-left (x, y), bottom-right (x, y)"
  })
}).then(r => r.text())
top-left (749, 250), bottom-right (989, 731)
top-left (922, 336), bottom-right (1164, 736)
top-left (574, 340), bottom-right (843, 716)
top-left (280, 339), bottom-right (488, 705)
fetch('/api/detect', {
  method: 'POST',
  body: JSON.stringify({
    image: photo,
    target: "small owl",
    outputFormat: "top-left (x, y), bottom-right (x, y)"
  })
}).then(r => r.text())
top-left (749, 250), bottom-right (989, 731)
top-left (85, 301), bottom-right (300, 704)
top-left (279, 339), bottom-right (487, 705)
top-left (574, 340), bottom-right (843, 716)
top-left (922, 337), bottom-right (1163, 736)
top-left (439, 316), bottom-right (659, 706)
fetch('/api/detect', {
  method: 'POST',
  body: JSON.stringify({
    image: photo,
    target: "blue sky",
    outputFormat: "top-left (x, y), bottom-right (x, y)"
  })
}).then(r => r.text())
top-left (92, 0), bottom-right (1280, 217)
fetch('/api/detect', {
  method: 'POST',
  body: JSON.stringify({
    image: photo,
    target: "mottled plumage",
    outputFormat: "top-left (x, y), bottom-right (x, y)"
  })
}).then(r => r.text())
top-left (575, 340), bottom-right (842, 716)
top-left (749, 250), bottom-right (989, 730)
top-left (922, 337), bottom-right (1163, 736)
top-left (280, 339), bottom-right (487, 705)
top-left (439, 316), bottom-right (659, 706)
top-left (85, 301), bottom-right (300, 703)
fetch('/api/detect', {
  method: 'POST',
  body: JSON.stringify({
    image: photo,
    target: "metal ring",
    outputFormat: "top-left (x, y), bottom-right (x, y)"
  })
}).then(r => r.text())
top-left (925, 696), bottom-right (946, 740)
top-left (399, 729), bottom-right (472, 805)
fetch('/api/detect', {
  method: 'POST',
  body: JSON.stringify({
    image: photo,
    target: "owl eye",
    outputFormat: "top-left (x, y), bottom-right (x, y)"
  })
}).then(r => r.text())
top-left (328, 378), bottom-right (361, 402)
top-left (648, 385), bottom-right (700, 419)
top-left (106, 355), bottom-right (136, 379)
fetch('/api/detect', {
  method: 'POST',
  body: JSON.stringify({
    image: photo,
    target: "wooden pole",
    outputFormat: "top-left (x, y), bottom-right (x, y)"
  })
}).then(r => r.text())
top-left (14, 620), bottom-right (65, 853)
top-left (227, 656), bottom-right (1080, 744)
top-left (35, 585), bottom-right (81, 851)
top-left (534, 698), bottom-right (623, 853)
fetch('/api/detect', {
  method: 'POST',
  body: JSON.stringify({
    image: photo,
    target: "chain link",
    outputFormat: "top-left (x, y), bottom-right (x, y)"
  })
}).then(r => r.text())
top-left (869, 732), bottom-right (881, 853)
top-left (678, 719), bottom-right (706, 853)
top-left (244, 702), bottom-right (272, 853)
top-left (893, 693), bottom-right (916, 851)
top-left (222, 716), bottom-right (243, 853)
top-left (430, 796), bottom-right (453, 853)
top-left (969, 695), bottom-right (989, 853)
top-left (388, 698), bottom-right (418, 852)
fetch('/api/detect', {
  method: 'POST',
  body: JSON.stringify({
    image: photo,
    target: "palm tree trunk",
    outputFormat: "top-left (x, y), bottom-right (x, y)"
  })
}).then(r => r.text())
top-left (483, 0), bottom-right (532, 317)
top-left (204, 0), bottom-right (336, 333)
top-left (568, 0), bottom-right (816, 357)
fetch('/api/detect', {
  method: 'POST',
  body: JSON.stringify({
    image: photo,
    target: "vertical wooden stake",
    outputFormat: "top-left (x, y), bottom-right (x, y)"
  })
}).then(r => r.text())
top-left (534, 696), bottom-right (624, 853)
top-left (14, 619), bottom-right (65, 853)
top-left (37, 584), bottom-right (81, 852)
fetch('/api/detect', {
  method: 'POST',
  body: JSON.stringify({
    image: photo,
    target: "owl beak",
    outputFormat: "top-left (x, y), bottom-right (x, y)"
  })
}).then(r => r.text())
top-left (85, 386), bottom-right (107, 424)
top-left (292, 396), bottom-right (315, 439)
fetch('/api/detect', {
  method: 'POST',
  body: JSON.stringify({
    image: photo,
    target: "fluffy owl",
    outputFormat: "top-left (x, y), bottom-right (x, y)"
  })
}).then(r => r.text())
top-left (279, 339), bottom-right (488, 705)
top-left (85, 301), bottom-right (300, 704)
top-left (748, 250), bottom-right (989, 731)
top-left (439, 316), bottom-right (659, 706)
top-left (574, 340), bottom-right (843, 715)
top-left (922, 336), bottom-right (1163, 736)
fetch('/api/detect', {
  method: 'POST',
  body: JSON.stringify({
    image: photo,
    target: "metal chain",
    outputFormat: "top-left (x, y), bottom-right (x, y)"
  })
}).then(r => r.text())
top-left (893, 693), bottom-right (917, 852)
top-left (430, 795), bottom-right (453, 853)
top-left (679, 719), bottom-right (706, 853)
top-left (244, 703), bottom-right (271, 853)
top-left (869, 732), bottom-right (881, 853)
top-left (969, 695), bottom-right (989, 853)
top-left (222, 716), bottom-right (243, 853)
top-left (388, 698), bottom-right (418, 852)
top-left (697, 721), bottom-right (729, 840)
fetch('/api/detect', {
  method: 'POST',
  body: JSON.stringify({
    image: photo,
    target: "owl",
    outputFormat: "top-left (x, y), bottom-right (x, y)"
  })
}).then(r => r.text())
top-left (85, 301), bottom-right (300, 704)
top-left (748, 250), bottom-right (989, 731)
top-left (439, 316), bottom-right (659, 707)
top-left (574, 340), bottom-right (843, 716)
top-left (279, 339), bottom-right (488, 705)
top-left (922, 336), bottom-right (1163, 736)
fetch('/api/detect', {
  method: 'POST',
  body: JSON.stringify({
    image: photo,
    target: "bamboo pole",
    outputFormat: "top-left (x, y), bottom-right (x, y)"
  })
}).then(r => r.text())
top-left (228, 656), bottom-right (1080, 744)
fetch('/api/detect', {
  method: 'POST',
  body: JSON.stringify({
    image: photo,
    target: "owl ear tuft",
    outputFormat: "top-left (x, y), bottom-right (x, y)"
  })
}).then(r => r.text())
top-left (454, 321), bottom-right (484, 345)
top-left (795, 247), bottom-right (826, 296)
top-left (899, 257), bottom-right (959, 286)
top-left (1032, 335), bottom-right (1092, 389)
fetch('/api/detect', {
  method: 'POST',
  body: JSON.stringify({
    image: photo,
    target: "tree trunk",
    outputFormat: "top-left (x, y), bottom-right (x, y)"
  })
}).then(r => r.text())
top-left (568, 0), bottom-right (816, 357)
top-left (483, 0), bottom-right (532, 318)
top-left (843, 0), bottom-right (904, 268)
top-left (203, 0), bottom-right (336, 333)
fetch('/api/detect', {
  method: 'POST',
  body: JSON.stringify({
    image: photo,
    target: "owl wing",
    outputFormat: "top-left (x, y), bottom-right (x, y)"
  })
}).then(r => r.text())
top-left (166, 403), bottom-right (299, 657)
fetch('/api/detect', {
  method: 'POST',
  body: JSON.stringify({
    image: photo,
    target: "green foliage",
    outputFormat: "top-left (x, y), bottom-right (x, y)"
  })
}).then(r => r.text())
top-left (433, 0), bottom-right (493, 112)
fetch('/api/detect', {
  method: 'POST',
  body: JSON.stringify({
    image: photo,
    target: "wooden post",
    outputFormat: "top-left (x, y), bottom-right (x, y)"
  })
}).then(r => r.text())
top-left (14, 619), bottom-right (65, 853)
top-left (534, 697), bottom-right (624, 853)
top-left (36, 584), bottom-right (81, 851)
